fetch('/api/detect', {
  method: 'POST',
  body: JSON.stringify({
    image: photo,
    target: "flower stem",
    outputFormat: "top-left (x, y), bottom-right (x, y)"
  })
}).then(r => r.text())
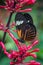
top-left (0, 11), bottom-right (14, 56)
top-left (2, 11), bottom-right (14, 43)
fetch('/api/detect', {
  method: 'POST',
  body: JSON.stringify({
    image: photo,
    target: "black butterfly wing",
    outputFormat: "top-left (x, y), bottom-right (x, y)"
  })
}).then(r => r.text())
top-left (15, 12), bottom-right (27, 30)
top-left (21, 23), bottom-right (36, 41)
top-left (15, 12), bottom-right (27, 24)
top-left (24, 13), bottom-right (33, 24)
top-left (15, 12), bottom-right (27, 42)
top-left (26, 24), bottom-right (36, 41)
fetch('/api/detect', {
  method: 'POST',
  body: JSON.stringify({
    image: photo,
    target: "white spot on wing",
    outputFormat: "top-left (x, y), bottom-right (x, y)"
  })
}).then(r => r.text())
top-left (28, 20), bottom-right (30, 23)
top-left (16, 21), bottom-right (24, 26)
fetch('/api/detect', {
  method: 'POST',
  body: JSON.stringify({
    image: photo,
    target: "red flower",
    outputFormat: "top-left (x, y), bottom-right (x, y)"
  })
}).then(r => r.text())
top-left (0, 28), bottom-right (41, 65)
top-left (0, 0), bottom-right (36, 12)
top-left (0, 1), bottom-right (41, 64)
top-left (10, 60), bottom-right (41, 65)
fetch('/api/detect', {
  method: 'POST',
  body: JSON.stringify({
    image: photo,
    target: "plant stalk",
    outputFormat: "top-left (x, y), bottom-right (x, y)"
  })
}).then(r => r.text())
top-left (2, 11), bottom-right (14, 43)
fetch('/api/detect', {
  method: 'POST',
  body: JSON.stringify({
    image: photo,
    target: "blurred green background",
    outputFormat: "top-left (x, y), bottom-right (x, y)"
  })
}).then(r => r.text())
top-left (0, 0), bottom-right (43, 65)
